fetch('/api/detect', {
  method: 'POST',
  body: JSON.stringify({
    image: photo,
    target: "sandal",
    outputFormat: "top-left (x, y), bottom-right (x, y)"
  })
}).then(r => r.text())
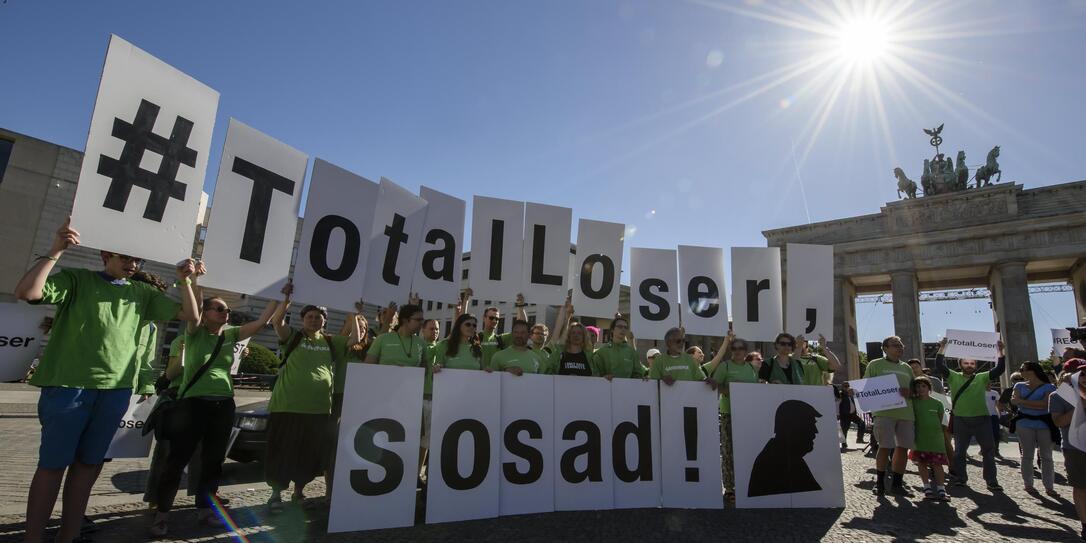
top-left (922, 487), bottom-right (935, 500)
top-left (937, 488), bottom-right (950, 501)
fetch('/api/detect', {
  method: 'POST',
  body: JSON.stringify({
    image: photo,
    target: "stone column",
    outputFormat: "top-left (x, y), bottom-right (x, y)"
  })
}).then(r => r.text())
top-left (1072, 258), bottom-right (1086, 326)
top-left (890, 271), bottom-right (923, 361)
top-left (989, 261), bottom-right (1037, 374)
top-left (832, 277), bottom-right (859, 380)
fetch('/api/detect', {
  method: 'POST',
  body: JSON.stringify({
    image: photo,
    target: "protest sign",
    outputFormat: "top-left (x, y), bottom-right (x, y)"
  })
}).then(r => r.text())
top-left (731, 247), bottom-right (783, 342)
top-left (70, 34), bottom-right (218, 264)
top-left (230, 337), bottom-right (251, 375)
top-left (610, 378), bottom-right (661, 509)
top-left (362, 178), bottom-right (428, 305)
top-left (0, 303), bottom-right (50, 382)
top-left (659, 380), bottom-right (723, 509)
top-left (199, 119), bottom-right (307, 297)
top-left (1053, 328), bottom-right (1076, 352)
top-left (732, 383), bottom-right (845, 509)
top-left (469, 196), bottom-right (524, 303)
top-left (930, 392), bottom-right (952, 427)
top-left (847, 374), bottom-right (908, 413)
top-left (678, 245), bottom-right (728, 338)
top-left (328, 364), bottom-right (424, 533)
top-left (943, 329), bottom-right (1000, 361)
top-left (554, 375), bottom-right (614, 511)
top-left (499, 372), bottom-right (555, 516)
top-left (292, 159), bottom-right (379, 312)
top-left (630, 248), bottom-right (679, 340)
top-left (571, 219), bottom-right (625, 319)
top-left (412, 186), bottom-right (466, 304)
top-left (105, 395), bottom-right (156, 459)
top-left (521, 203), bottom-right (572, 307)
top-left (785, 244), bottom-right (834, 340)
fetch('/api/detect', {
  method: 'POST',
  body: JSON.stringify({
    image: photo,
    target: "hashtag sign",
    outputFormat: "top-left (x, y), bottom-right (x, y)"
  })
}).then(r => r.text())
top-left (97, 99), bottom-right (196, 222)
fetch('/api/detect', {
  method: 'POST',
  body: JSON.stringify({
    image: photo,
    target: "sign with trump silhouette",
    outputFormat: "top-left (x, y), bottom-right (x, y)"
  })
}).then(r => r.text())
top-left (730, 383), bottom-right (844, 508)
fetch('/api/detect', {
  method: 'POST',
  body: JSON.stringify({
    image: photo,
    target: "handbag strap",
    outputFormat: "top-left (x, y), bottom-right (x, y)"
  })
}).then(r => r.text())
top-left (179, 333), bottom-right (227, 399)
top-left (278, 331), bottom-right (305, 369)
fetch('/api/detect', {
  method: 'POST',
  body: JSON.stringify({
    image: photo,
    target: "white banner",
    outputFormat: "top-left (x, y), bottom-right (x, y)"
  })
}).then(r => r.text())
top-left (521, 203), bottom-right (572, 307)
top-left (292, 159), bottom-right (379, 312)
top-left (426, 369), bottom-right (501, 524)
top-left (571, 219), bottom-right (625, 319)
top-left (200, 119), bottom-right (306, 296)
top-left (630, 248), bottom-right (679, 341)
top-left (1053, 328), bottom-right (1076, 353)
top-left (659, 380), bottom-right (723, 509)
top-left (732, 383), bottom-right (845, 508)
top-left (469, 196), bottom-right (524, 303)
top-left (943, 329), bottom-right (1000, 362)
top-left (677, 245), bottom-right (728, 338)
top-left (412, 186), bottom-right (466, 304)
top-left (554, 376), bottom-right (614, 510)
top-left (731, 247), bottom-right (783, 342)
top-left (847, 375), bottom-right (907, 413)
top-left (362, 178), bottom-right (428, 305)
top-left (610, 378), bottom-right (661, 509)
top-left (328, 364), bottom-right (424, 533)
top-left (499, 372), bottom-right (555, 516)
top-left (785, 244), bottom-right (834, 340)
top-left (0, 303), bottom-right (50, 382)
top-left (70, 34), bottom-right (219, 264)
top-left (105, 394), bottom-right (156, 459)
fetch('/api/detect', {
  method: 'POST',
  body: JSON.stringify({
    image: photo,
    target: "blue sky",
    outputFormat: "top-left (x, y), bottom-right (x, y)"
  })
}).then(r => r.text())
top-left (1, 1), bottom-right (1083, 357)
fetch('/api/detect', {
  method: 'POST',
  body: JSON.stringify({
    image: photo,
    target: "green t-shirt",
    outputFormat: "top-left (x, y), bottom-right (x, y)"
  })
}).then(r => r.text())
top-left (29, 268), bottom-right (180, 389)
top-left (181, 326), bottom-right (242, 399)
top-left (167, 335), bottom-right (184, 390)
top-left (761, 355), bottom-right (806, 385)
top-left (422, 341), bottom-right (440, 396)
top-left (946, 369), bottom-right (992, 417)
top-left (798, 354), bottom-right (830, 386)
top-left (913, 397), bottom-right (947, 453)
top-left (863, 357), bottom-right (914, 421)
top-left (370, 332), bottom-right (426, 367)
top-left (709, 360), bottom-right (759, 415)
top-left (649, 353), bottom-right (706, 382)
top-left (133, 323), bottom-right (158, 395)
top-left (591, 342), bottom-right (643, 379)
top-left (433, 339), bottom-right (483, 371)
top-left (269, 329), bottom-right (348, 415)
top-left (481, 330), bottom-right (513, 369)
top-left (491, 347), bottom-right (546, 374)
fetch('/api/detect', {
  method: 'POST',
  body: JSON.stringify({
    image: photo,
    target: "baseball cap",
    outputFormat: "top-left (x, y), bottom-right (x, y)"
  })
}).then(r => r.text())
top-left (646, 348), bottom-right (661, 358)
top-left (1064, 358), bottom-right (1086, 374)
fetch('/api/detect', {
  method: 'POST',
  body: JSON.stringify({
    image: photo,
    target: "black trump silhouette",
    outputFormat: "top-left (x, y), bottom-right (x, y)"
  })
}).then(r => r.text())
top-left (747, 399), bottom-right (822, 497)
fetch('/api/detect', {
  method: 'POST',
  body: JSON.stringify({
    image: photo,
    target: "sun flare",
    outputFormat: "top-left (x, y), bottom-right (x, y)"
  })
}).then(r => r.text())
top-left (835, 17), bottom-right (892, 64)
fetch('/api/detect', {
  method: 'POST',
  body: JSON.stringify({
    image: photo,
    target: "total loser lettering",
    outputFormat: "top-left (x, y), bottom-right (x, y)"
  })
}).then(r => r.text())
top-left (0, 336), bottom-right (36, 348)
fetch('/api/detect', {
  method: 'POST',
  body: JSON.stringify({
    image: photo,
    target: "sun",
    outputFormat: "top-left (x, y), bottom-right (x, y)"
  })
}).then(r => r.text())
top-left (835, 17), bottom-right (892, 64)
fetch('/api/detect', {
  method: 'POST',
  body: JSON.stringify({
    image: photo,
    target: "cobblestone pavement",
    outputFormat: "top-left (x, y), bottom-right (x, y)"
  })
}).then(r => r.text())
top-left (0, 414), bottom-right (1078, 542)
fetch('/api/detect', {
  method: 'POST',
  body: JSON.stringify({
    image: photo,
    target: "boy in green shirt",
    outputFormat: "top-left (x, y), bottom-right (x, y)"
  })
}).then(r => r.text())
top-left (863, 335), bottom-right (916, 496)
top-left (14, 218), bottom-right (200, 543)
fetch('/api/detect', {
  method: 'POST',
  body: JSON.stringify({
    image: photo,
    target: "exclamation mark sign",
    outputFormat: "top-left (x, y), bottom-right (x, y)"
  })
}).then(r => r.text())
top-left (683, 406), bottom-right (699, 482)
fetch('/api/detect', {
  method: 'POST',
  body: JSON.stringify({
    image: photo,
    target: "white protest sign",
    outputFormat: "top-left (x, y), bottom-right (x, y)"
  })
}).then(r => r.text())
top-left (292, 159), bottom-right (379, 312)
top-left (571, 219), bottom-right (625, 319)
top-left (930, 392), bottom-right (952, 427)
top-left (412, 186), bottom-right (466, 304)
top-left (630, 248), bottom-right (679, 341)
top-left (678, 245), bottom-right (728, 338)
top-left (521, 203), bottom-right (572, 306)
top-left (731, 247), bottom-right (783, 342)
top-left (943, 329), bottom-right (1000, 362)
top-left (70, 34), bottom-right (218, 264)
top-left (105, 395), bottom-right (156, 459)
top-left (199, 119), bottom-right (306, 297)
top-left (554, 375), bottom-right (613, 511)
top-left (847, 375), bottom-right (908, 413)
top-left (230, 337), bottom-right (251, 375)
top-left (1057, 383), bottom-right (1077, 406)
top-left (0, 303), bottom-right (50, 382)
top-left (499, 372), bottom-right (555, 516)
top-left (362, 178), bottom-right (428, 304)
top-left (610, 378), bottom-right (661, 509)
top-left (1053, 328), bottom-right (1076, 353)
top-left (659, 380), bottom-right (723, 509)
top-left (1070, 373), bottom-right (1086, 452)
top-left (732, 383), bottom-right (845, 508)
top-left (469, 196), bottom-right (524, 303)
top-left (328, 364), bottom-right (424, 533)
top-left (785, 244), bottom-right (834, 340)
top-left (426, 369), bottom-right (501, 524)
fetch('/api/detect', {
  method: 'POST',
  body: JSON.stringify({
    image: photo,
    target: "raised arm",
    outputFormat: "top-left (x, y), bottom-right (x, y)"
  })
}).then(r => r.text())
top-left (704, 330), bottom-right (734, 377)
top-left (237, 298), bottom-right (279, 341)
top-left (551, 295), bottom-right (573, 346)
top-left (178, 260), bottom-right (201, 334)
top-left (15, 217), bottom-right (77, 302)
top-left (819, 334), bottom-right (843, 372)
top-left (455, 288), bottom-right (473, 322)
top-left (934, 338), bottom-right (950, 378)
top-left (989, 340), bottom-right (1006, 379)
top-left (515, 293), bottom-right (528, 322)
top-left (272, 282), bottom-right (294, 343)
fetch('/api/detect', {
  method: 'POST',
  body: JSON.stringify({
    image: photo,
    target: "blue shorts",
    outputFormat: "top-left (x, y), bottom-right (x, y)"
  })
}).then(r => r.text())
top-left (37, 387), bottom-right (132, 469)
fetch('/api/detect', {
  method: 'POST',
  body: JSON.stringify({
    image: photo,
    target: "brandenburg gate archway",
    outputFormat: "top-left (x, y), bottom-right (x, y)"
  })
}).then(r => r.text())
top-left (763, 181), bottom-right (1086, 378)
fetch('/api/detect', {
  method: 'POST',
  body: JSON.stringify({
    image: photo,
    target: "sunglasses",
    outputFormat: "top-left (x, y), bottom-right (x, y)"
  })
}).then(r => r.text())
top-left (208, 306), bottom-right (231, 314)
top-left (486, 316), bottom-right (499, 321)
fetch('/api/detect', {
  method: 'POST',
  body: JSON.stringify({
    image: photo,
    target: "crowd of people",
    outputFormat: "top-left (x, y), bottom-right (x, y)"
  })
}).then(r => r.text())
top-left (13, 218), bottom-right (1086, 542)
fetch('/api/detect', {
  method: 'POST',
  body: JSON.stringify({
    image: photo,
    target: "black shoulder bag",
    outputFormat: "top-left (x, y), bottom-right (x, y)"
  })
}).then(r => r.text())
top-left (143, 334), bottom-right (227, 440)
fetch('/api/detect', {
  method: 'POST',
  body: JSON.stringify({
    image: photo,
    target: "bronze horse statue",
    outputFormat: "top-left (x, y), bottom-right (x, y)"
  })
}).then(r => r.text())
top-left (975, 145), bottom-right (1001, 187)
top-left (894, 167), bottom-right (917, 199)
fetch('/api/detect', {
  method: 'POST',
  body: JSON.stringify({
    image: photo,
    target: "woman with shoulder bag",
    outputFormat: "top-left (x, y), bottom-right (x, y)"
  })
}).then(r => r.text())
top-left (1010, 361), bottom-right (1059, 496)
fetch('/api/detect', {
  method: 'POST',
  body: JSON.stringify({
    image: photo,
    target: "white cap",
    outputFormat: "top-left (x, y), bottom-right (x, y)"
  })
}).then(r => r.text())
top-left (646, 348), bottom-right (661, 359)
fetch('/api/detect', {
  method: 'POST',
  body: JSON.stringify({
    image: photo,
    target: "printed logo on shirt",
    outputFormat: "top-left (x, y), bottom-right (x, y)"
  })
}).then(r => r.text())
top-left (665, 364), bottom-right (688, 372)
top-left (300, 342), bottom-right (330, 352)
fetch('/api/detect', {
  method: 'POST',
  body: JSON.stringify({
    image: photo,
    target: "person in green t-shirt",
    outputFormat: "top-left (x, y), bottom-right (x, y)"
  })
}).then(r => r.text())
top-left (14, 217), bottom-right (201, 543)
top-left (151, 286), bottom-right (279, 536)
top-left (703, 331), bottom-right (758, 503)
top-left (909, 376), bottom-right (951, 501)
top-left (432, 314), bottom-right (485, 372)
top-left (529, 323), bottom-right (553, 356)
top-left (863, 335), bottom-right (916, 496)
top-left (265, 282), bottom-right (360, 511)
top-left (795, 334), bottom-right (842, 386)
top-left (592, 314), bottom-right (644, 380)
top-left (463, 289), bottom-right (528, 369)
top-left (649, 327), bottom-right (715, 388)
top-left (758, 333), bottom-right (806, 385)
top-left (491, 319), bottom-right (548, 375)
top-left (933, 336), bottom-right (1006, 491)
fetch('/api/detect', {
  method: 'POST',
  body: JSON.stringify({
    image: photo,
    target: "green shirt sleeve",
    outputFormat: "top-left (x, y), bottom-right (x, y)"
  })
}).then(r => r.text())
top-left (34, 268), bottom-right (76, 306)
top-left (649, 360), bottom-right (662, 380)
top-left (143, 286), bottom-right (181, 322)
top-left (169, 336), bottom-right (183, 357)
top-left (590, 349), bottom-right (606, 376)
top-left (813, 354), bottom-right (830, 372)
